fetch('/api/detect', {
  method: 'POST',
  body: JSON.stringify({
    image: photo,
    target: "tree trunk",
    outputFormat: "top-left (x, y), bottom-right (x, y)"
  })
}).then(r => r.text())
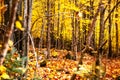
top-left (50, 0), bottom-right (55, 49)
top-left (60, 10), bottom-right (65, 49)
top-left (86, 0), bottom-right (101, 46)
top-left (80, 0), bottom-right (102, 64)
top-left (115, 0), bottom-right (119, 56)
top-left (23, 0), bottom-right (28, 67)
top-left (71, 12), bottom-right (75, 52)
top-left (0, 0), bottom-right (19, 65)
top-left (14, 0), bottom-right (23, 54)
top-left (27, 0), bottom-right (32, 57)
top-left (39, 19), bottom-right (45, 50)
top-left (56, 0), bottom-right (60, 49)
top-left (46, 0), bottom-right (51, 58)
top-left (90, 0), bottom-right (96, 49)
top-left (74, 0), bottom-right (78, 60)
top-left (99, 3), bottom-right (105, 50)
top-left (108, 0), bottom-right (112, 58)
top-left (23, 0), bottom-right (32, 67)
top-left (78, 20), bottom-right (81, 51)
top-left (95, 2), bottom-right (106, 79)
top-left (4, 0), bottom-right (10, 25)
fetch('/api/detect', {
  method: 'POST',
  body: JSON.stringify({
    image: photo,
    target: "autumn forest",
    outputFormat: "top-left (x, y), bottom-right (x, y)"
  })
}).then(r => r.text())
top-left (0, 0), bottom-right (120, 79)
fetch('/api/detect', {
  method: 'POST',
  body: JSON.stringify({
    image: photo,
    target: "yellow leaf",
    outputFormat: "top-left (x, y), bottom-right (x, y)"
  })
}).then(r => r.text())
top-left (0, 73), bottom-right (10, 79)
top-left (0, 44), bottom-right (2, 48)
top-left (112, 74), bottom-right (117, 79)
top-left (8, 39), bottom-right (13, 47)
top-left (0, 65), bottom-right (6, 74)
top-left (15, 21), bottom-right (25, 31)
top-left (48, 74), bottom-right (54, 78)
top-left (78, 12), bottom-right (82, 18)
top-left (18, 16), bottom-right (22, 21)
top-left (51, 51), bottom-right (58, 57)
top-left (75, 71), bottom-right (84, 77)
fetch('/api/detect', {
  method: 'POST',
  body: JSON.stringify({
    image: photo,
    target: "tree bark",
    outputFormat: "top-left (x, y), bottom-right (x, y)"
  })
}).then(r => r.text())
top-left (115, 0), bottom-right (119, 56)
top-left (0, 0), bottom-right (19, 65)
top-left (39, 19), bottom-right (45, 50)
top-left (99, 3), bottom-right (105, 49)
top-left (71, 12), bottom-right (75, 52)
top-left (95, 2), bottom-right (106, 79)
top-left (46, 0), bottom-right (51, 58)
top-left (60, 10), bottom-right (65, 49)
top-left (86, 0), bottom-right (102, 46)
top-left (4, 0), bottom-right (10, 25)
top-left (90, 0), bottom-right (96, 49)
top-left (22, 0), bottom-right (28, 67)
top-left (57, 0), bottom-right (60, 49)
top-left (108, 0), bottom-right (112, 58)
top-left (74, 0), bottom-right (78, 60)
top-left (23, 0), bottom-right (32, 67)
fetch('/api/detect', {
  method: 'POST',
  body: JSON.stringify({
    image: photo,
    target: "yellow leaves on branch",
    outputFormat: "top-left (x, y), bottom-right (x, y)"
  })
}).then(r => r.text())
top-left (15, 21), bottom-right (25, 31)
top-left (0, 65), bottom-right (10, 79)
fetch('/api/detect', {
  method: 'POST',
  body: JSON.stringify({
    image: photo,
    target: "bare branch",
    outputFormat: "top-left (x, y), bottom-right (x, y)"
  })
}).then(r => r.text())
top-left (104, 1), bottom-right (120, 24)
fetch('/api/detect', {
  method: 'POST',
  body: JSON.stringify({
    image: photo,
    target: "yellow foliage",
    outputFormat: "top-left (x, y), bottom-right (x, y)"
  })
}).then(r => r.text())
top-left (75, 64), bottom-right (92, 77)
top-left (112, 74), bottom-right (117, 79)
top-left (78, 12), bottom-right (83, 18)
top-left (0, 65), bottom-right (6, 74)
top-left (48, 74), bottom-right (54, 78)
top-left (0, 44), bottom-right (2, 48)
top-left (63, 3), bottom-right (79, 11)
top-left (51, 50), bottom-right (58, 57)
top-left (8, 39), bottom-right (13, 47)
top-left (0, 65), bottom-right (10, 79)
top-left (0, 73), bottom-right (10, 79)
top-left (15, 21), bottom-right (25, 31)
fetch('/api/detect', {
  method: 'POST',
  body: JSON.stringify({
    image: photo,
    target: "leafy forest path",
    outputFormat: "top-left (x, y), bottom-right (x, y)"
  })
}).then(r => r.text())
top-left (27, 48), bottom-right (120, 80)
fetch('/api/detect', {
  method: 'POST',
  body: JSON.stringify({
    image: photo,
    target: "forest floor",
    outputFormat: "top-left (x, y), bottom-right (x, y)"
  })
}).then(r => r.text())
top-left (27, 48), bottom-right (120, 80)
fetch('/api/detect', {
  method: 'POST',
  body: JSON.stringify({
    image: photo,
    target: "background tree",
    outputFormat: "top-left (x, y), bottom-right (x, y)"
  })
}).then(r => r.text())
top-left (46, 0), bottom-right (51, 58)
top-left (30, 0), bottom-right (120, 60)
top-left (115, 0), bottom-right (119, 56)
top-left (108, 0), bottom-right (112, 58)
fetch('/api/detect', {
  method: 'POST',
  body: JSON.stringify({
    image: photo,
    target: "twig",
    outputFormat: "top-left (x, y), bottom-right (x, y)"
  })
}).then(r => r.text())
top-left (28, 32), bottom-right (38, 68)
top-left (13, 35), bottom-right (26, 46)
top-left (98, 40), bottom-right (107, 50)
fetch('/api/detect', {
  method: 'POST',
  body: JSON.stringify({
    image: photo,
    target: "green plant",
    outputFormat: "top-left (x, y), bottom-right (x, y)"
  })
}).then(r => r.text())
top-left (3, 47), bottom-right (27, 79)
